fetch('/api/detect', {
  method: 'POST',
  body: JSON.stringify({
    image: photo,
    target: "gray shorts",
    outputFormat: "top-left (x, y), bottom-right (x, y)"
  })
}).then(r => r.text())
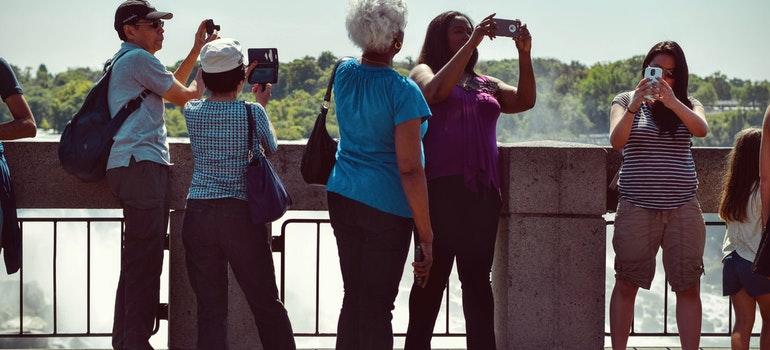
top-left (612, 198), bottom-right (706, 292)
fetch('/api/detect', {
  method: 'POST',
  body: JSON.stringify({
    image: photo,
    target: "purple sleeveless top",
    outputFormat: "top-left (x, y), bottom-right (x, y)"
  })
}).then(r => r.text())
top-left (424, 76), bottom-right (502, 192)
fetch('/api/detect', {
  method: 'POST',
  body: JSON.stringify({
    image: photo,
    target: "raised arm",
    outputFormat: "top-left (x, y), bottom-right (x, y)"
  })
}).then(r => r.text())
top-left (409, 14), bottom-right (495, 105)
top-left (610, 79), bottom-right (652, 150)
top-left (486, 24), bottom-right (536, 114)
top-left (760, 105), bottom-right (770, 224)
top-left (164, 20), bottom-right (218, 107)
top-left (174, 20), bottom-right (218, 85)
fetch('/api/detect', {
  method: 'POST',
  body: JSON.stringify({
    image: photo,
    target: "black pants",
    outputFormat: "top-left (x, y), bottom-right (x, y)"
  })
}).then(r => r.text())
top-left (327, 192), bottom-right (413, 350)
top-left (0, 150), bottom-right (22, 275)
top-left (182, 198), bottom-right (295, 350)
top-left (107, 158), bottom-right (169, 350)
top-left (405, 176), bottom-right (501, 350)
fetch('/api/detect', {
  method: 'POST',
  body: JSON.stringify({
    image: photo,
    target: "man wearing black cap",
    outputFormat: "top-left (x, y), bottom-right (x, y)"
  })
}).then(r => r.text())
top-left (108, 1), bottom-right (217, 349)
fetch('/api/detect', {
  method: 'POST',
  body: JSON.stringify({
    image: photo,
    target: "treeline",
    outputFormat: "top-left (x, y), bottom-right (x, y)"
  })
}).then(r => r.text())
top-left (2, 51), bottom-right (769, 147)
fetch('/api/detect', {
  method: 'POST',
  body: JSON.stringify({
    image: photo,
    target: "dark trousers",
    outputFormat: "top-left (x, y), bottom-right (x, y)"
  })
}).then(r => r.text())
top-left (182, 198), bottom-right (295, 350)
top-left (405, 176), bottom-right (501, 350)
top-left (107, 158), bottom-right (169, 350)
top-left (327, 192), bottom-right (413, 350)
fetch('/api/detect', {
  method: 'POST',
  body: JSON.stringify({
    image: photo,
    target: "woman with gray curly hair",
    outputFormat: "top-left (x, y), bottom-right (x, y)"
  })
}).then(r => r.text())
top-left (325, 0), bottom-right (434, 349)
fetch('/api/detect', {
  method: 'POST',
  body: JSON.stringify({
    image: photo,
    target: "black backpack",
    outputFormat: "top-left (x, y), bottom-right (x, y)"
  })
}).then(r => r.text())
top-left (58, 49), bottom-right (151, 182)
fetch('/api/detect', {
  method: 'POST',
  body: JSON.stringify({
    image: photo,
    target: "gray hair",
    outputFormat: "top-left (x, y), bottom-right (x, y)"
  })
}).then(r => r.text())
top-left (345, 0), bottom-right (407, 53)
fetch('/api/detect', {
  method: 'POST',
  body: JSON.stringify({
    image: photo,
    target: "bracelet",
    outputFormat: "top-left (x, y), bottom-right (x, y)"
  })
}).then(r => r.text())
top-left (626, 107), bottom-right (638, 115)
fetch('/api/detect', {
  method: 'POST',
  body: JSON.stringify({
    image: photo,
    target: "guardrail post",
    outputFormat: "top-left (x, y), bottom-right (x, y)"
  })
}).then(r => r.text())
top-left (493, 141), bottom-right (607, 349)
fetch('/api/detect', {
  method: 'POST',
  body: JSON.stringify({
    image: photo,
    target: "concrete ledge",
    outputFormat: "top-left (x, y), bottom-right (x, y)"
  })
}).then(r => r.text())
top-left (501, 141), bottom-right (608, 216)
top-left (3, 141), bottom-right (327, 211)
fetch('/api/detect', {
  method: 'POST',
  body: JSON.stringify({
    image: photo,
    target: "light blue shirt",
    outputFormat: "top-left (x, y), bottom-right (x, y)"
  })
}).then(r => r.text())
top-left (326, 59), bottom-right (431, 218)
top-left (107, 42), bottom-right (174, 169)
top-left (184, 100), bottom-right (277, 200)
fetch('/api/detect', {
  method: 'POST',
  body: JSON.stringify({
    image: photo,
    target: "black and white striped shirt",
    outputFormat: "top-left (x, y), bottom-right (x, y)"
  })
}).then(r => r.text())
top-left (613, 91), bottom-right (702, 210)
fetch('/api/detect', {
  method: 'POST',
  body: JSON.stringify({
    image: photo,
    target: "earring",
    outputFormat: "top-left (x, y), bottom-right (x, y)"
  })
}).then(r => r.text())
top-left (394, 41), bottom-right (402, 50)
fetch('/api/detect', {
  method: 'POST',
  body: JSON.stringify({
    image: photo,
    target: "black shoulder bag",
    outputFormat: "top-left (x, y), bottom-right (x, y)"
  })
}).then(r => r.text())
top-left (300, 57), bottom-right (353, 185)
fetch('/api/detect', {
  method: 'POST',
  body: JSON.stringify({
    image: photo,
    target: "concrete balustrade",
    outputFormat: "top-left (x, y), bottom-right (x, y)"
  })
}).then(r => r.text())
top-left (2, 140), bottom-right (729, 349)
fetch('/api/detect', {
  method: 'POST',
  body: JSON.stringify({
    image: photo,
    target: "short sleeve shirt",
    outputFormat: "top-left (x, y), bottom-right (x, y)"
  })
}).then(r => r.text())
top-left (0, 58), bottom-right (23, 101)
top-left (184, 100), bottom-right (277, 200)
top-left (612, 91), bottom-right (703, 209)
top-left (107, 42), bottom-right (174, 169)
top-left (326, 59), bottom-right (431, 218)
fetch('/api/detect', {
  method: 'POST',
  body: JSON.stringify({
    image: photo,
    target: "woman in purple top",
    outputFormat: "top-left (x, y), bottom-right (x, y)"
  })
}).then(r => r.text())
top-left (405, 11), bottom-right (536, 350)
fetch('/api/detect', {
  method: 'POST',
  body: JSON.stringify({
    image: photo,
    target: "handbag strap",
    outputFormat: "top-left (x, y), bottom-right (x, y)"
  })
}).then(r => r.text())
top-left (320, 56), bottom-right (355, 114)
top-left (245, 101), bottom-right (255, 160)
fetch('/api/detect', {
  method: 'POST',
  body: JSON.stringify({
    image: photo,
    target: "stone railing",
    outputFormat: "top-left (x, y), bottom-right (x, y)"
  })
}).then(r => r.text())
top-left (3, 140), bottom-right (729, 349)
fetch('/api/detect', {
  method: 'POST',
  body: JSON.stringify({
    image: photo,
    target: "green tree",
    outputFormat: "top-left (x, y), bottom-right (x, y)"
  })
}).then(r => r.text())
top-left (49, 79), bottom-right (93, 130)
top-left (692, 82), bottom-right (718, 106)
top-left (576, 56), bottom-right (641, 133)
top-left (34, 64), bottom-right (52, 88)
top-left (317, 51), bottom-right (337, 71)
top-left (272, 56), bottom-right (322, 100)
top-left (165, 107), bottom-right (188, 137)
top-left (705, 72), bottom-right (732, 100)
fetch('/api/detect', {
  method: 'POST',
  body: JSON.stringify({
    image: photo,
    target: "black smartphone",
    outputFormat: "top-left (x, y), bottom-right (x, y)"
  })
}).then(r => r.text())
top-left (414, 237), bottom-right (424, 286)
top-left (204, 19), bottom-right (220, 35)
top-left (247, 48), bottom-right (279, 86)
top-left (493, 18), bottom-right (522, 38)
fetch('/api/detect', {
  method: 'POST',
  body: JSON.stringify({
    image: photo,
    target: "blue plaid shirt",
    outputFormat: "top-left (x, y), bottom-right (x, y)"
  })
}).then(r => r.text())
top-left (183, 100), bottom-right (277, 200)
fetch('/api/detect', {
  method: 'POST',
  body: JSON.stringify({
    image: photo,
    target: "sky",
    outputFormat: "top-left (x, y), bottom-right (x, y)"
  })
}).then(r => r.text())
top-left (1, 0), bottom-right (769, 81)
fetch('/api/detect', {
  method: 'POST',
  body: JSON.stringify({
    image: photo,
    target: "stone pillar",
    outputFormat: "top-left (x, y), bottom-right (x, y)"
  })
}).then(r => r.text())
top-left (493, 141), bottom-right (607, 349)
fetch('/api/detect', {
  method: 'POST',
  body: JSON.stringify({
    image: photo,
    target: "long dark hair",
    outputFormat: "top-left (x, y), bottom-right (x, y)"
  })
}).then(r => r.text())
top-left (719, 128), bottom-right (762, 222)
top-left (641, 41), bottom-right (693, 134)
top-left (417, 11), bottom-right (478, 75)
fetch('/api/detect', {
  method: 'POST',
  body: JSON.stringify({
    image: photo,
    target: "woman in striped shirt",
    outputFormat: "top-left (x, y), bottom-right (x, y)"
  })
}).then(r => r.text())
top-left (608, 41), bottom-right (709, 350)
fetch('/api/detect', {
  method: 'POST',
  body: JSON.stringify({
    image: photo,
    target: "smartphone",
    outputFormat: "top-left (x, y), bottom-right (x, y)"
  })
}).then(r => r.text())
top-left (644, 67), bottom-right (663, 100)
top-left (493, 18), bottom-right (522, 38)
top-left (644, 66), bottom-right (663, 81)
top-left (204, 19), bottom-right (220, 35)
top-left (247, 48), bottom-right (279, 86)
top-left (414, 238), bottom-right (424, 287)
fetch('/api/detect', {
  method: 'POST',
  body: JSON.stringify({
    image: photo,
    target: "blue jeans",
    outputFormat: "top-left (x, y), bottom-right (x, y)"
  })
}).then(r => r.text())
top-left (327, 192), bottom-right (413, 350)
top-left (182, 198), bottom-right (295, 350)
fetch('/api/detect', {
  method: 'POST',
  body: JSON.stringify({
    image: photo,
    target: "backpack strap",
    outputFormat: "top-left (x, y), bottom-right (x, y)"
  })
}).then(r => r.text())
top-left (108, 49), bottom-right (153, 116)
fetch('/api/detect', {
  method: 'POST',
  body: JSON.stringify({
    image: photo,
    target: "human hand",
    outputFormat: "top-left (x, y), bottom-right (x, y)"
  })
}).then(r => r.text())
top-left (469, 13), bottom-right (497, 48)
top-left (250, 61), bottom-right (272, 108)
top-left (193, 19), bottom-right (219, 54)
top-left (514, 23), bottom-right (532, 54)
top-left (652, 78), bottom-right (678, 108)
top-left (630, 78), bottom-right (653, 112)
top-left (412, 241), bottom-right (433, 288)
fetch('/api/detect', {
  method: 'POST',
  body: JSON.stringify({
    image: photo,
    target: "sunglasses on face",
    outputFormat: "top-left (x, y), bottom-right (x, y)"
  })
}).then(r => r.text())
top-left (131, 20), bottom-right (164, 29)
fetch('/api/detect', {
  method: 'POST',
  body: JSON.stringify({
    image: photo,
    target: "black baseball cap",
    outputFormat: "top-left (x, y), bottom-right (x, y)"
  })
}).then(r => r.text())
top-left (114, 0), bottom-right (173, 35)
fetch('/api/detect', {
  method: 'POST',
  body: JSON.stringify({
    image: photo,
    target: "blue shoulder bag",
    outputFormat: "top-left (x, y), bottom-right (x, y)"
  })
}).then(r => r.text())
top-left (244, 102), bottom-right (292, 223)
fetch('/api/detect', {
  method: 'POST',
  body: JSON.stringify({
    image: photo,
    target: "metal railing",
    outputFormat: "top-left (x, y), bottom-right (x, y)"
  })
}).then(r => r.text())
top-left (278, 218), bottom-right (465, 338)
top-left (0, 217), bottom-right (165, 339)
top-left (604, 218), bottom-right (755, 338)
top-left (0, 215), bottom-right (465, 341)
